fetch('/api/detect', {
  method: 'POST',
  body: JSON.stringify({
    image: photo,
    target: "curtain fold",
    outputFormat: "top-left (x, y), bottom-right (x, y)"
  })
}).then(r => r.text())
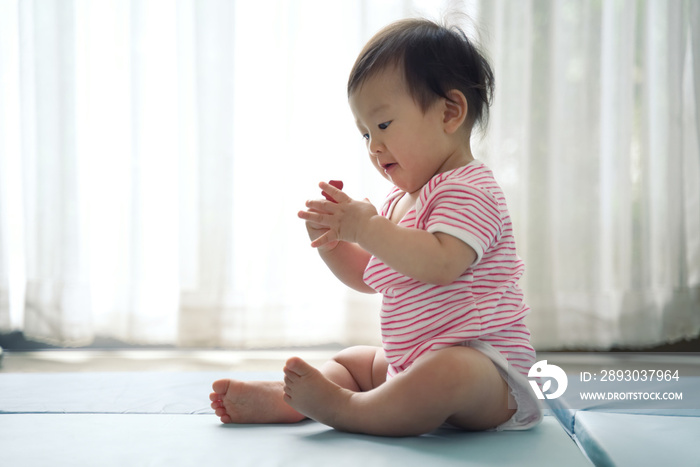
top-left (0, 0), bottom-right (697, 349)
top-left (0, 0), bottom-right (22, 332)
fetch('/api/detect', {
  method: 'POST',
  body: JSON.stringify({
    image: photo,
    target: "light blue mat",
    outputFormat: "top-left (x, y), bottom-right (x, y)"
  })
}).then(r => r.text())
top-left (546, 374), bottom-right (700, 435)
top-left (0, 371), bottom-right (266, 414)
top-left (572, 412), bottom-right (700, 467)
top-left (0, 414), bottom-right (587, 467)
top-left (544, 373), bottom-right (700, 466)
top-left (0, 371), bottom-right (590, 466)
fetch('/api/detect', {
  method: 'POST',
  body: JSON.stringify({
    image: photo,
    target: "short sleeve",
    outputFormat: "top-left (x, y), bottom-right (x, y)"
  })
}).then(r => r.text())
top-left (416, 181), bottom-right (503, 265)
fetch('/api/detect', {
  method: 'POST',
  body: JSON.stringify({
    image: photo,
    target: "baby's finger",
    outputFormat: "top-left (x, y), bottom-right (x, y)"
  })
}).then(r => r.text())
top-left (305, 199), bottom-right (335, 213)
top-left (319, 181), bottom-right (350, 204)
top-left (307, 205), bottom-right (330, 214)
top-left (297, 209), bottom-right (329, 226)
top-left (310, 230), bottom-right (338, 249)
top-left (322, 180), bottom-right (344, 203)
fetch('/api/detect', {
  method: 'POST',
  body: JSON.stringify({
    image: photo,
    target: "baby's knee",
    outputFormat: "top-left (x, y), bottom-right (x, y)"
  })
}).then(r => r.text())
top-left (331, 345), bottom-right (378, 366)
top-left (328, 345), bottom-right (384, 392)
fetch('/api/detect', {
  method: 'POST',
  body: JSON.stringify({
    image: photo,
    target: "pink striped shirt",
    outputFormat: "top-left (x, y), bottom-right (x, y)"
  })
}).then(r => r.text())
top-left (363, 161), bottom-right (532, 377)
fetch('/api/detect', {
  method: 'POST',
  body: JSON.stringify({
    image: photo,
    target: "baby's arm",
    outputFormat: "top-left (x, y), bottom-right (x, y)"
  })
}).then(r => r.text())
top-left (300, 182), bottom-right (476, 285)
top-left (317, 241), bottom-right (375, 293)
top-left (360, 217), bottom-right (476, 285)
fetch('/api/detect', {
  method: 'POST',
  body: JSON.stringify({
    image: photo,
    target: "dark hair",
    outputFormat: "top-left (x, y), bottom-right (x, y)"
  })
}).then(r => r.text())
top-left (347, 18), bottom-right (494, 132)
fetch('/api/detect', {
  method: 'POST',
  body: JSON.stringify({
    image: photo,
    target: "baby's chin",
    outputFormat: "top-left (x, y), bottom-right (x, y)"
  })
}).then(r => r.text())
top-left (391, 177), bottom-right (426, 195)
top-left (373, 165), bottom-right (419, 193)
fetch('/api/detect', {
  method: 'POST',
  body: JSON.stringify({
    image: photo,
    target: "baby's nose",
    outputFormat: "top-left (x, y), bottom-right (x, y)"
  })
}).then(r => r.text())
top-left (369, 138), bottom-right (384, 155)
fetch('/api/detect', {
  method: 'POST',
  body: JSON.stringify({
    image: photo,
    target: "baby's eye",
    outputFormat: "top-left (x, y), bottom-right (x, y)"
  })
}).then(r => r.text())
top-left (378, 121), bottom-right (392, 130)
top-left (362, 133), bottom-right (369, 141)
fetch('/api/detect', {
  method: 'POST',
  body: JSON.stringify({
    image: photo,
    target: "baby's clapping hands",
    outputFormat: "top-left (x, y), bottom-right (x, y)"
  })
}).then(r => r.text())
top-left (299, 181), bottom-right (378, 249)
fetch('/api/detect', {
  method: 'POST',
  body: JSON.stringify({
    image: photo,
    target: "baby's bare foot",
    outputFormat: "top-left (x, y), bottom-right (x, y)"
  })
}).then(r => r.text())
top-left (283, 357), bottom-right (353, 429)
top-left (209, 379), bottom-right (305, 424)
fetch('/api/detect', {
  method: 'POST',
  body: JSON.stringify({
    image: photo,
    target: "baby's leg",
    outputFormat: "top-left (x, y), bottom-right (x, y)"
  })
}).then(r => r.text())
top-left (210, 345), bottom-right (386, 424)
top-left (283, 345), bottom-right (515, 436)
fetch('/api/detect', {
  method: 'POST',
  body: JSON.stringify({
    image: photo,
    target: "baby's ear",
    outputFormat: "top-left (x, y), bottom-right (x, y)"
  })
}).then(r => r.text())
top-left (443, 89), bottom-right (468, 134)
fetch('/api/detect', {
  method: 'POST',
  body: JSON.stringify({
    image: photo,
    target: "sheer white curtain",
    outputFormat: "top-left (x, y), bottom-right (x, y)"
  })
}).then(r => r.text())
top-left (0, 0), bottom-right (457, 347)
top-left (0, 0), bottom-right (698, 350)
top-left (478, 0), bottom-right (700, 349)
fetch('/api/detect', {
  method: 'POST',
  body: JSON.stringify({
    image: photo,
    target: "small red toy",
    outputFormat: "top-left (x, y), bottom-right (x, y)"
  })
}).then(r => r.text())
top-left (322, 180), bottom-right (344, 203)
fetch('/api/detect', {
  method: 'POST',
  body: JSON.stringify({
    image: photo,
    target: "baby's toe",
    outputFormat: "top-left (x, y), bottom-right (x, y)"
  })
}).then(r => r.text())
top-left (212, 379), bottom-right (231, 395)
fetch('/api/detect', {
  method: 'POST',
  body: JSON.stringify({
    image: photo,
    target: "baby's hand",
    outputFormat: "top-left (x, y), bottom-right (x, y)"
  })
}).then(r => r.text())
top-left (302, 180), bottom-right (343, 251)
top-left (298, 181), bottom-right (378, 249)
top-left (303, 212), bottom-right (339, 252)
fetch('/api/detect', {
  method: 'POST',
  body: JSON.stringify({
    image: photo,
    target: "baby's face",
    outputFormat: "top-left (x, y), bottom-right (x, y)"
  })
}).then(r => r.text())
top-left (348, 66), bottom-right (456, 194)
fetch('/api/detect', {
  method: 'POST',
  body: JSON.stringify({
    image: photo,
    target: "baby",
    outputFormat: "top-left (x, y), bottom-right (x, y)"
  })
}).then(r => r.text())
top-left (210, 17), bottom-right (542, 436)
